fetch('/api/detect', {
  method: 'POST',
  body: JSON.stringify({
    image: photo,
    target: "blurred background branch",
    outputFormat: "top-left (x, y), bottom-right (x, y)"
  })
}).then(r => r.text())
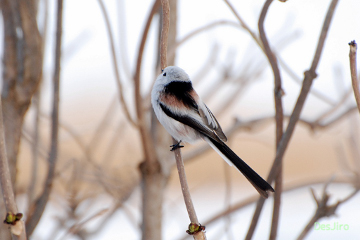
top-left (0, 0), bottom-right (358, 239)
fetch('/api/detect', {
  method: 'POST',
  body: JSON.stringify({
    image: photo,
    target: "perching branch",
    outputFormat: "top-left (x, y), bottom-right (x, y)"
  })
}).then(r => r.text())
top-left (246, 0), bottom-right (339, 239)
top-left (349, 40), bottom-right (360, 113)
top-left (173, 139), bottom-right (205, 240)
top-left (160, 0), bottom-right (205, 238)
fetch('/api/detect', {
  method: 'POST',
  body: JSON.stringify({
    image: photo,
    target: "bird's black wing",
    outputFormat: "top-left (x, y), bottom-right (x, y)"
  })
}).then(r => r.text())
top-left (159, 102), bottom-right (222, 143)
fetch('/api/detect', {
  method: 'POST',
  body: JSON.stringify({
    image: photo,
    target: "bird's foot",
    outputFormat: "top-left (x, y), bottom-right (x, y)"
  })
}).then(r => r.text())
top-left (170, 141), bottom-right (184, 151)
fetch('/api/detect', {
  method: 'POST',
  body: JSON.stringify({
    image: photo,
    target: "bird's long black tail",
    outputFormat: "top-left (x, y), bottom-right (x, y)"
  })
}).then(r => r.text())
top-left (206, 137), bottom-right (274, 198)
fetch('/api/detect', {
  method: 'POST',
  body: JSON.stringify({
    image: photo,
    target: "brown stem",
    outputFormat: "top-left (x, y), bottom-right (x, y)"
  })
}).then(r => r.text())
top-left (173, 141), bottom-right (206, 240)
top-left (160, 0), bottom-right (170, 70)
top-left (246, 0), bottom-right (339, 239)
top-left (26, 0), bottom-right (63, 235)
top-left (257, 1), bottom-right (284, 239)
top-left (134, 0), bottom-right (160, 166)
top-left (0, 97), bottom-right (26, 239)
top-left (204, 178), bottom-right (349, 227)
top-left (223, 0), bottom-right (261, 47)
top-left (0, 0), bottom-right (43, 236)
top-left (297, 183), bottom-right (359, 240)
top-left (179, 177), bottom-right (351, 240)
top-left (97, 0), bottom-right (137, 127)
top-left (173, 139), bottom-right (198, 224)
top-left (27, 89), bottom-right (40, 206)
top-left (160, 0), bottom-right (205, 238)
top-left (349, 40), bottom-right (360, 113)
top-left (137, 2), bottom-right (164, 240)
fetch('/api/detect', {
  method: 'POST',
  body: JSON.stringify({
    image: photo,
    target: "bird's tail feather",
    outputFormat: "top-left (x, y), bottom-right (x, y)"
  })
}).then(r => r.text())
top-left (205, 137), bottom-right (274, 198)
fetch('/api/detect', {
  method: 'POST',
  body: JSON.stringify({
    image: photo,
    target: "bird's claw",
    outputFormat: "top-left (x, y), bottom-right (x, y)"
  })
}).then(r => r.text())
top-left (170, 141), bottom-right (184, 151)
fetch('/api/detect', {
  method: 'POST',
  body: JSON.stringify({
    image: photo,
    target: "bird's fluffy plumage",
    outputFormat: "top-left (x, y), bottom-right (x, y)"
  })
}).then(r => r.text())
top-left (151, 66), bottom-right (274, 198)
top-left (151, 66), bottom-right (226, 143)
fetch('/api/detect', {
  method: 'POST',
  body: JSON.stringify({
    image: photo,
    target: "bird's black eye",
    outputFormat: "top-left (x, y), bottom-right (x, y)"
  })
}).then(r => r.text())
top-left (163, 72), bottom-right (166, 76)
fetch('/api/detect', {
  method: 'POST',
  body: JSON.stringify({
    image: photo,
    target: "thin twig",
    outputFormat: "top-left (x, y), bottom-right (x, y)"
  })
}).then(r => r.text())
top-left (223, 0), bottom-right (261, 47)
top-left (179, 177), bottom-right (351, 240)
top-left (183, 106), bottom-right (357, 164)
top-left (278, 56), bottom-right (336, 106)
top-left (206, 178), bottom-right (349, 226)
top-left (349, 40), bottom-right (360, 112)
top-left (168, 20), bottom-right (239, 61)
top-left (314, 87), bottom-right (352, 124)
top-left (97, 0), bottom-right (137, 127)
top-left (258, 1), bottom-right (284, 239)
top-left (86, 96), bottom-right (117, 154)
top-left (116, 0), bottom-right (132, 82)
top-left (246, 1), bottom-right (339, 239)
top-left (224, 0), bottom-right (337, 108)
top-left (58, 209), bottom-right (108, 240)
top-left (26, 0), bottom-right (63, 235)
top-left (134, 0), bottom-right (160, 166)
top-left (297, 181), bottom-right (359, 240)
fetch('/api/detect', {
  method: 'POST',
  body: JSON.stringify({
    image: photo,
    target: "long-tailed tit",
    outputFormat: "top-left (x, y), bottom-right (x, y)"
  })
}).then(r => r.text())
top-left (151, 66), bottom-right (274, 198)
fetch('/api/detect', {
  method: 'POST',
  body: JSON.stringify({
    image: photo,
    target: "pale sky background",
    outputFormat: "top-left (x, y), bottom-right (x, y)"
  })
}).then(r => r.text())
top-left (14, 0), bottom-right (360, 239)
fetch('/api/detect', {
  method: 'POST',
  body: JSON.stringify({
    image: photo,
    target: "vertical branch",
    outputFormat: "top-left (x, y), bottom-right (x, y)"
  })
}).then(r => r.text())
top-left (28, 90), bottom-right (40, 205)
top-left (160, 0), bottom-right (205, 239)
top-left (349, 40), bottom-right (360, 112)
top-left (257, 1), bottom-right (283, 240)
top-left (0, 2), bottom-right (43, 237)
top-left (172, 140), bottom-right (206, 240)
top-left (160, 0), bottom-right (170, 70)
top-left (172, 140), bottom-right (198, 224)
top-left (135, 2), bottom-right (165, 240)
top-left (0, 99), bottom-right (26, 239)
top-left (26, 0), bottom-right (63, 235)
top-left (246, 0), bottom-right (339, 239)
top-left (134, 0), bottom-right (160, 165)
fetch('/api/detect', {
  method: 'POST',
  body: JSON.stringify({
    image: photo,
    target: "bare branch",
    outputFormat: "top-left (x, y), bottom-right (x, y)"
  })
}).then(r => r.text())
top-left (97, 0), bottom-right (137, 127)
top-left (246, 1), bottom-right (340, 238)
top-left (160, 0), bottom-right (170, 70)
top-left (134, 0), bottom-right (160, 166)
top-left (86, 96), bottom-right (117, 155)
top-left (179, 177), bottom-right (351, 240)
top-left (168, 20), bottom-right (239, 61)
top-left (223, 0), bottom-right (261, 47)
top-left (0, 98), bottom-right (26, 239)
top-left (27, 90), bottom-right (41, 205)
top-left (160, 0), bottom-right (205, 238)
top-left (297, 180), bottom-right (359, 240)
top-left (172, 139), bottom-right (201, 230)
top-left (349, 40), bottom-right (360, 113)
top-left (58, 209), bottom-right (108, 240)
top-left (26, 0), bottom-right (63, 235)
top-left (257, 1), bottom-right (284, 239)
top-left (278, 56), bottom-right (337, 106)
